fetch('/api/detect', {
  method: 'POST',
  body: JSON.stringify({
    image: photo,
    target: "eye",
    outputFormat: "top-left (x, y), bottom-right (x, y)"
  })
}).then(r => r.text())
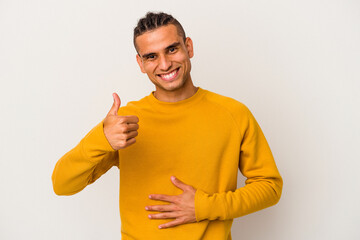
top-left (169, 47), bottom-right (177, 53)
top-left (146, 55), bottom-right (156, 60)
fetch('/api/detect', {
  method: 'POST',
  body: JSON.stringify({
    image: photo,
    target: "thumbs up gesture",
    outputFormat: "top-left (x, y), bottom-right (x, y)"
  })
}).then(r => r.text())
top-left (103, 93), bottom-right (139, 150)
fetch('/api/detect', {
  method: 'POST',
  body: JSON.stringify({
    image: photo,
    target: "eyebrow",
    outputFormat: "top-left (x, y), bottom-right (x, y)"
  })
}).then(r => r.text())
top-left (141, 42), bottom-right (181, 59)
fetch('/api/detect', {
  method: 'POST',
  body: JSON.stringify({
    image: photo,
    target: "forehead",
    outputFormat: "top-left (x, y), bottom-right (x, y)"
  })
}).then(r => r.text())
top-left (136, 24), bottom-right (182, 55)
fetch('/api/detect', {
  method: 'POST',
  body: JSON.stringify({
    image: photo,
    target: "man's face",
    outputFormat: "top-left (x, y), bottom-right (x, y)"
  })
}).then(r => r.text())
top-left (135, 24), bottom-right (194, 93)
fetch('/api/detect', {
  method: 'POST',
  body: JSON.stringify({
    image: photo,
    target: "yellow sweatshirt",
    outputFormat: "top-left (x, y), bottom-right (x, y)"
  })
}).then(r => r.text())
top-left (52, 87), bottom-right (283, 240)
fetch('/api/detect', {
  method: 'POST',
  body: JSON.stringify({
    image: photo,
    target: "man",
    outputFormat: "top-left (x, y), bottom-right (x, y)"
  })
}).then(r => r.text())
top-left (52, 12), bottom-right (283, 240)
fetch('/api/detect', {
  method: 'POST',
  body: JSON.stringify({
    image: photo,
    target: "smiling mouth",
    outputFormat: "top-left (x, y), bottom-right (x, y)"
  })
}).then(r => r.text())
top-left (157, 68), bottom-right (180, 81)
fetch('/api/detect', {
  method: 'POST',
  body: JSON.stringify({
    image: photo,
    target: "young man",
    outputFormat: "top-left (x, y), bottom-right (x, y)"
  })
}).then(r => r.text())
top-left (52, 12), bottom-right (283, 240)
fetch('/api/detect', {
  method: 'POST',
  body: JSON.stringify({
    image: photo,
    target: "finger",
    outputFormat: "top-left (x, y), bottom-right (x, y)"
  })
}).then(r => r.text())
top-left (125, 130), bottom-right (138, 140)
top-left (118, 123), bottom-right (139, 133)
top-left (148, 211), bottom-right (178, 220)
top-left (124, 123), bottom-right (139, 132)
top-left (170, 176), bottom-right (188, 191)
top-left (145, 204), bottom-right (177, 212)
top-left (123, 137), bottom-right (136, 147)
top-left (108, 93), bottom-right (121, 116)
top-left (158, 218), bottom-right (184, 229)
top-left (149, 194), bottom-right (176, 203)
top-left (118, 115), bottom-right (139, 124)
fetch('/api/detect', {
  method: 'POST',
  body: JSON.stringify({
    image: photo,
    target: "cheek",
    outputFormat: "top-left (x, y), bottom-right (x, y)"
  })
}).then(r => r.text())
top-left (143, 63), bottom-right (156, 74)
top-left (172, 54), bottom-right (188, 66)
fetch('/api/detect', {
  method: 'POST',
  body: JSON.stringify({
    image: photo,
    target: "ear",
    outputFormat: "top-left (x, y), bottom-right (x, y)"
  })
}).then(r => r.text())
top-left (185, 37), bottom-right (194, 58)
top-left (136, 54), bottom-right (146, 73)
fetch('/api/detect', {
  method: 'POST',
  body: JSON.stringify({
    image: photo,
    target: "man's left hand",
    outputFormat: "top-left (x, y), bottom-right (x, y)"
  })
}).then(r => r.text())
top-left (146, 176), bottom-right (197, 229)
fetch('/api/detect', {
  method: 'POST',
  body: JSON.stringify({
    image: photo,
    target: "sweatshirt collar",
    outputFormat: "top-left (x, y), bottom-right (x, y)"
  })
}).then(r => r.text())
top-left (147, 87), bottom-right (206, 112)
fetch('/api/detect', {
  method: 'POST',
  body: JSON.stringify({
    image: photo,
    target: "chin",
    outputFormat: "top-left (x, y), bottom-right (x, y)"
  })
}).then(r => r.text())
top-left (152, 78), bottom-right (183, 91)
top-left (164, 79), bottom-right (187, 91)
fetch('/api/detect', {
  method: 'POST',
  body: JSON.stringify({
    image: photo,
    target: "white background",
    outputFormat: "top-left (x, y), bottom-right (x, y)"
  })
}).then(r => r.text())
top-left (1, 0), bottom-right (359, 239)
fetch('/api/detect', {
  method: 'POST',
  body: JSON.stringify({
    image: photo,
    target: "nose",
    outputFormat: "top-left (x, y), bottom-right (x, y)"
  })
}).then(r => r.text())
top-left (158, 54), bottom-right (172, 72)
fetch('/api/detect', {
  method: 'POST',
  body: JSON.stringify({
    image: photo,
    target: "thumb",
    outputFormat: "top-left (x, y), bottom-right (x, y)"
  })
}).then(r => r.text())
top-left (108, 92), bottom-right (121, 116)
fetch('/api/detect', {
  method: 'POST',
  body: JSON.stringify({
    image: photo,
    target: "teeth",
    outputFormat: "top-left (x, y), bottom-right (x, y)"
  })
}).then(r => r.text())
top-left (160, 69), bottom-right (177, 80)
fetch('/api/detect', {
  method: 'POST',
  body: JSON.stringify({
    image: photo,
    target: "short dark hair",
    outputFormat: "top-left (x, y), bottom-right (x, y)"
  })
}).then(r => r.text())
top-left (133, 12), bottom-right (186, 53)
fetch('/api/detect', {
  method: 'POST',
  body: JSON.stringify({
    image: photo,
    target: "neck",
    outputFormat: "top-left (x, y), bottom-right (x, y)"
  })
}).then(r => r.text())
top-left (153, 78), bottom-right (198, 103)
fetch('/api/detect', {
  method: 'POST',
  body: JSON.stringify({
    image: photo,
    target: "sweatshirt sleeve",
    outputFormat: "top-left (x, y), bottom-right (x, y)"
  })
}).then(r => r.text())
top-left (51, 120), bottom-right (119, 196)
top-left (195, 107), bottom-right (283, 221)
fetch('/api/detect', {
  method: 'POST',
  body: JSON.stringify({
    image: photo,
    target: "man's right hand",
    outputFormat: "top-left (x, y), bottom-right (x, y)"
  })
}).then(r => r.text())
top-left (103, 93), bottom-right (139, 151)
